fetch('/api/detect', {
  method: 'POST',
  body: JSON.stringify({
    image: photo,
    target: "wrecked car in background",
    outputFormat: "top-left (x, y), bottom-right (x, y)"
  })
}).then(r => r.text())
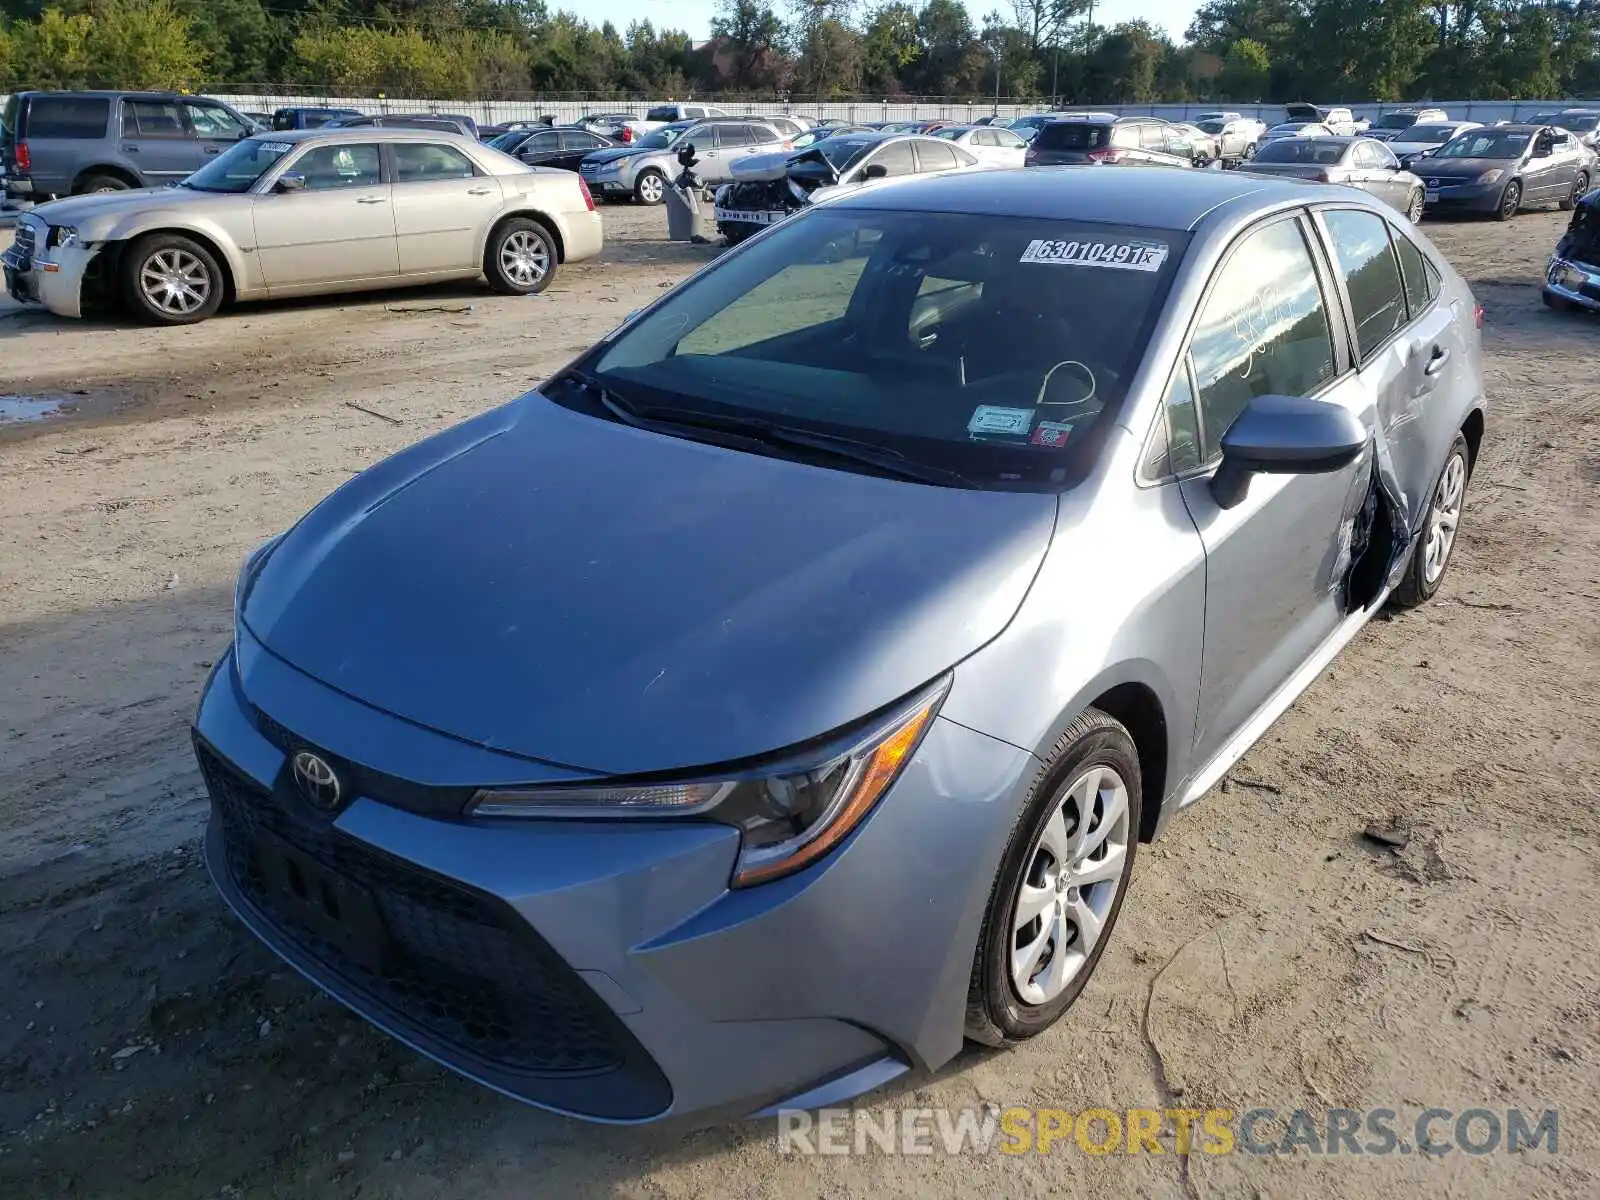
top-left (713, 131), bottom-right (979, 244)
top-left (1544, 186), bottom-right (1600, 312)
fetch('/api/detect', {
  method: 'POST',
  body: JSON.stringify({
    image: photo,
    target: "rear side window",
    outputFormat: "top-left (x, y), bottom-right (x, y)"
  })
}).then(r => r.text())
top-left (1321, 209), bottom-right (1408, 360)
top-left (27, 96), bottom-right (110, 138)
top-left (391, 143), bottom-right (475, 181)
top-left (1189, 217), bottom-right (1338, 454)
top-left (866, 140), bottom-right (916, 177)
top-left (122, 99), bottom-right (186, 138)
top-left (1036, 122), bottom-right (1108, 151)
top-left (914, 140), bottom-right (960, 171)
top-left (1391, 228), bottom-right (1438, 317)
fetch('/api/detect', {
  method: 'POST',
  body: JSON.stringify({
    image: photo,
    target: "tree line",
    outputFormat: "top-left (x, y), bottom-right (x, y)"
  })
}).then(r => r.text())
top-left (0, 0), bottom-right (1595, 101)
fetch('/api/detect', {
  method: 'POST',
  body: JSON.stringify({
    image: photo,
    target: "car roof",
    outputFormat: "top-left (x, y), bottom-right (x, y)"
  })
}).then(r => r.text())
top-left (826, 166), bottom-right (1312, 231)
top-left (20, 89), bottom-right (193, 99)
top-left (1491, 124), bottom-right (1545, 133)
top-left (253, 127), bottom-right (479, 145)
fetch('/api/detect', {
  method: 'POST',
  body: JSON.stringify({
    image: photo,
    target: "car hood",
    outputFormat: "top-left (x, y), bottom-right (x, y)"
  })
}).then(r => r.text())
top-left (729, 150), bottom-right (795, 181)
top-left (243, 397), bottom-right (1057, 776)
top-left (1418, 157), bottom-right (1515, 179)
top-left (32, 185), bottom-right (215, 223)
top-left (583, 146), bottom-right (658, 167)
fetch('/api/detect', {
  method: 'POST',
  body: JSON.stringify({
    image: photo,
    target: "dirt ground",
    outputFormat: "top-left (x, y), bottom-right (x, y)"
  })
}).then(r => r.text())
top-left (1, 199), bottom-right (1597, 1200)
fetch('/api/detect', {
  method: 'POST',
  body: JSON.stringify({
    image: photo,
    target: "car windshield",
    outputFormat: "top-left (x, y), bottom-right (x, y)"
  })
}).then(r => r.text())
top-left (932, 127), bottom-right (968, 140)
top-left (1196, 119), bottom-right (1227, 134)
top-left (634, 126), bottom-right (685, 150)
top-left (1266, 124), bottom-right (1306, 135)
top-left (816, 135), bottom-right (881, 170)
top-left (1436, 130), bottom-right (1529, 159)
top-left (1375, 113), bottom-right (1419, 129)
top-left (1402, 124), bottom-right (1461, 144)
top-left (577, 209), bottom-right (1187, 489)
top-left (1253, 138), bottom-right (1347, 164)
top-left (181, 137), bottom-right (294, 193)
top-left (488, 131), bottom-right (526, 150)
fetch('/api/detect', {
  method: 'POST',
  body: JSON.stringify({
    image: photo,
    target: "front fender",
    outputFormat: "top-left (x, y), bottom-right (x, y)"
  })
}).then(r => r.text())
top-left (88, 210), bottom-right (253, 295)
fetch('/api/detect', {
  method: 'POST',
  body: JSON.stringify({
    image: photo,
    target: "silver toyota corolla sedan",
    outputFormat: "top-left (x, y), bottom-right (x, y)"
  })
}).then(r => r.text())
top-left (2, 128), bottom-right (602, 324)
top-left (197, 169), bottom-right (1485, 1124)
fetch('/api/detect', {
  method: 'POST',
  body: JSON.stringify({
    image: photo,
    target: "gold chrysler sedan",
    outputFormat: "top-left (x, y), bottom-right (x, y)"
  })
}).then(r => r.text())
top-left (2, 128), bottom-right (604, 324)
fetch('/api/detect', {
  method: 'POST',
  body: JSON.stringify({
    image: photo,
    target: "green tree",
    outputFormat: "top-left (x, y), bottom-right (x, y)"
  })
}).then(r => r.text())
top-left (11, 6), bottom-right (95, 87)
top-left (1085, 19), bottom-right (1170, 102)
top-left (711, 0), bottom-right (786, 89)
top-left (1219, 35), bottom-right (1269, 99)
top-left (861, 2), bottom-right (918, 91)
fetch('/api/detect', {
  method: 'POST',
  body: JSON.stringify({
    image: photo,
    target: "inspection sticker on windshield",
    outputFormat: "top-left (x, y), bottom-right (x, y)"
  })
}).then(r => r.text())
top-left (1030, 420), bottom-right (1073, 448)
top-left (1019, 237), bottom-right (1169, 272)
top-left (968, 406), bottom-right (1034, 436)
top-left (261, 142), bottom-right (294, 154)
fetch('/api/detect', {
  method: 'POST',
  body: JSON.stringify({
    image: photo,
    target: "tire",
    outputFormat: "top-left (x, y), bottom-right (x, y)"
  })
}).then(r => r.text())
top-left (965, 709), bottom-right (1142, 1047)
top-left (633, 169), bottom-right (666, 205)
top-left (1494, 180), bottom-right (1521, 221)
top-left (1406, 187), bottom-right (1425, 224)
top-left (1390, 431), bottom-right (1470, 609)
top-left (121, 233), bottom-right (223, 325)
top-left (483, 218), bottom-right (556, 296)
top-left (1242, 142), bottom-right (1256, 161)
top-left (75, 173), bottom-right (131, 195)
top-left (1559, 172), bottom-right (1589, 211)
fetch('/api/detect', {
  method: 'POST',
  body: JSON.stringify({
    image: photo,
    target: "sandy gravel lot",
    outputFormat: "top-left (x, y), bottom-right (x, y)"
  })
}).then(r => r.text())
top-left (1, 200), bottom-right (1597, 1200)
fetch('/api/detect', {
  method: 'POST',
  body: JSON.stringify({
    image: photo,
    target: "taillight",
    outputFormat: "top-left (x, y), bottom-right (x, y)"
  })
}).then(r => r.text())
top-left (1312, 170), bottom-right (1332, 183)
top-left (16, 141), bottom-right (30, 171)
top-left (577, 176), bottom-right (595, 211)
top-left (1086, 149), bottom-right (1125, 164)
top-left (1473, 303), bottom-right (1483, 328)
top-left (618, 126), bottom-right (633, 143)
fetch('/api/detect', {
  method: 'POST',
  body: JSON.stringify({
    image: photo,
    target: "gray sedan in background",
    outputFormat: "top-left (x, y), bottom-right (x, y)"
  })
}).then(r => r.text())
top-left (1245, 135), bottom-right (1426, 221)
top-left (198, 168), bottom-right (1485, 1123)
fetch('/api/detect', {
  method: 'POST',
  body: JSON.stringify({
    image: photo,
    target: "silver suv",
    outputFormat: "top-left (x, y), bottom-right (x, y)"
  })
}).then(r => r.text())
top-left (580, 118), bottom-right (792, 203)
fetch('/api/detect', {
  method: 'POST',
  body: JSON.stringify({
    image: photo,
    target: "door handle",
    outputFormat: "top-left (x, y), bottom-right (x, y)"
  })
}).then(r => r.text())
top-left (122, 145), bottom-right (140, 153)
top-left (1424, 345), bottom-right (1451, 376)
top-left (467, 186), bottom-right (493, 195)
top-left (204, 146), bottom-right (221, 155)
top-left (356, 196), bottom-right (387, 204)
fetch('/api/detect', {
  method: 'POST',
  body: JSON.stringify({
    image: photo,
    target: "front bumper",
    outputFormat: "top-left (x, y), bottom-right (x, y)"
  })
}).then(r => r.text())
top-left (1544, 256), bottom-right (1600, 311)
top-left (196, 630), bottom-right (1035, 1123)
top-left (580, 164), bottom-right (639, 199)
top-left (1420, 179), bottom-right (1504, 212)
top-left (3, 222), bottom-right (96, 318)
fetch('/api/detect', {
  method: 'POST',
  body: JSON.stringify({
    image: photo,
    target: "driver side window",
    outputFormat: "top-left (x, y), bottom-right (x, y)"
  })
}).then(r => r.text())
top-left (1188, 217), bottom-right (1338, 460)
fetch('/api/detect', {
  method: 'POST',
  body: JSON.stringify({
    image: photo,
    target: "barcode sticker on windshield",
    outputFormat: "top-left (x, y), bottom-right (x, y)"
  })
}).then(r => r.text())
top-left (261, 142), bottom-right (293, 154)
top-left (1020, 238), bottom-right (1169, 272)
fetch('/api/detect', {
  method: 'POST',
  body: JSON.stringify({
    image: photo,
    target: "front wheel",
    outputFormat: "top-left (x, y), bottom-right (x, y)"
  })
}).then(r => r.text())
top-left (122, 234), bottom-right (223, 325)
top-left (965, 710), bottom-right (1141, 1046)
top-left (1391, 431), bottom-right (1470, 609)
top-left (1494, 180), bottom-right (1521, 221)
top-left (1406, 187), bottom-right (1425, 224)
top-left (1560, 172), bottom-right (1589, 211)
top-left (484, 218), bottom-right (556, 295)
top-left (633, 168), bottom-right (666, 205)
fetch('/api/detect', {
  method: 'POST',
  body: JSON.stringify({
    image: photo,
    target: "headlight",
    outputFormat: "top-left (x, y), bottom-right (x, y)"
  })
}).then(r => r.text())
top-left (1476, 169), bottom-right (1505, 184)
top-left (233, 533), bottom-right (285, 628)
top-left (48, 225), bottom-right (78, 249)
top-left (471, 676), bottom-right (949, 887)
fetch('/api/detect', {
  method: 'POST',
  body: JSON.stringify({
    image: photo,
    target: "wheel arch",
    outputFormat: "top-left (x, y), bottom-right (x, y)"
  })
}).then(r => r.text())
top-left (115, 226), bottom-right (239, 306)
top-left (1461, 406), bottom-right (1486, 475)
top-left (71, 164), bottom-right (140, 193)
top-left (1084, 681), bottom-right (1170, 845)
top-left (487, 209), bottom-right (565, 264)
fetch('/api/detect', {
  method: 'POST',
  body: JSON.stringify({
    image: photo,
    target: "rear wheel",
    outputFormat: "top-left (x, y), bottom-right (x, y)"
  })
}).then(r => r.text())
top-left (965, 710), bottom-right (1141, 1046)
top-left (75, 173), bottom-right (131, 195)
top-left (1494, 180), bottom-right (1521, 221)
top-left (633, 169), bottom-right (666, 205)
top-left (1406, 187), bottom-right (1425, 224)
top-left (121, 234), bottom-right (223, 325)
top-left (1560, 172), bottom-right (1589, 211)
top-left (1391, 432), bottom-right (1470, 608)
top-left (484, 218), bottom-right (556, 295)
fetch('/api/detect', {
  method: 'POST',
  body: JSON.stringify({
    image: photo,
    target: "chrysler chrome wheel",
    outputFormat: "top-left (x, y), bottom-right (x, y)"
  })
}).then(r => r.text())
top-left (1011, 765), bottom-right (1132, 1006)
top-left (499, 230), bottom-right (551, 289)
top-left (1423, 450), bottom-right (1466, 585)
top-left (140, 249), bottom-right (212, 316)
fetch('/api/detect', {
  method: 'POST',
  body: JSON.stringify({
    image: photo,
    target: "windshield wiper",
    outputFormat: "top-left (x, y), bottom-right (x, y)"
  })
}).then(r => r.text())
top-left (557, 368), bottom-right (978, 488)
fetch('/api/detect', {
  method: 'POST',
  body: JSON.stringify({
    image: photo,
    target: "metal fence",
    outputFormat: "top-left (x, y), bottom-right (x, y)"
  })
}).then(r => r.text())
top-left (202, 90), bottom-right (1586, 128)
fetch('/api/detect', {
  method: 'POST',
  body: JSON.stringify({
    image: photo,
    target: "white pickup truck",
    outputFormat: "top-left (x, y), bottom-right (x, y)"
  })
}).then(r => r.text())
top-left (1285, 103), bottom-right (1371, 136)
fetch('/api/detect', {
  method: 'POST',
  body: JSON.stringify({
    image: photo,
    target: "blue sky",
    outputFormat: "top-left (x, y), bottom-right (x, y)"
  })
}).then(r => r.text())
top-left (589, 0), bottom-right (1198, 44)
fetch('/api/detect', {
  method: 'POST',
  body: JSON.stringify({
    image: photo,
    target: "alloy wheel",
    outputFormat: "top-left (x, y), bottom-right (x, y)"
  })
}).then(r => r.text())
top-left (638, 173), bottom-right (664, 204)
top-left (1423, 451), bottom-right (1466, 585)
top-left (499, 230), bottom-right (550, 289)
top-left (139, 249), bottom-right (212, 317)
top-left (1408, 189), bottom-right (1425, 223)
top-left (1011, 765), bottom-right (1132, 1006)
top-left (1499, 182), bottom-right (1520, 219)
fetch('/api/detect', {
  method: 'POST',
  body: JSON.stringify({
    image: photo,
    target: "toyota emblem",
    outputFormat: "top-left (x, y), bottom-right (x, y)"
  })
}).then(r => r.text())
top-left (291, 750), bottom-right (342, 811)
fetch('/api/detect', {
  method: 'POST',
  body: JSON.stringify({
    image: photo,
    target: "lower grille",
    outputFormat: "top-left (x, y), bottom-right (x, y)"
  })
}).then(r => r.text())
top-left (197, 739), bottom-right (671, 1116)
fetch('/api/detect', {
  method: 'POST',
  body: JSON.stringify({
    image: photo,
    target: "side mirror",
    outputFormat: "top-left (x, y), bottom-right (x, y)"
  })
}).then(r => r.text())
top-left (274, 172), bottom-right (306, 193)
top-left (1210, 395), bottom-right (1367, 510)
top-left (864, 163), bottom-right (889, 179)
